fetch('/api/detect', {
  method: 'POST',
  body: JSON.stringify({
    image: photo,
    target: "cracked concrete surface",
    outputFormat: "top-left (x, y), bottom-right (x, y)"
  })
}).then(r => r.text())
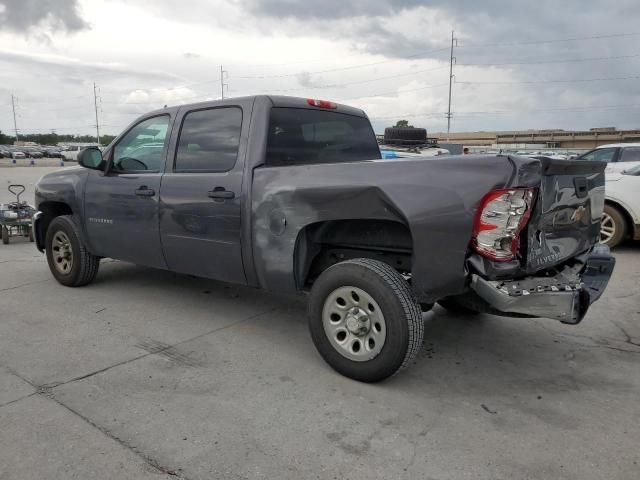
top-left (0, 167), bottom-right (639, 479)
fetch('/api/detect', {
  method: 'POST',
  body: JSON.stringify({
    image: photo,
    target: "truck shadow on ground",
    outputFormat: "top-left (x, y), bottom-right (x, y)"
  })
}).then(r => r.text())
top-left (90, 259), bottom-right (639, 399)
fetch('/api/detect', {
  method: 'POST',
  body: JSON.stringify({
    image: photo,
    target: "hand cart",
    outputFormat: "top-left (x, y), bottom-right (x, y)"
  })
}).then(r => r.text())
top-left (0, 185), bottom-right (36, 245)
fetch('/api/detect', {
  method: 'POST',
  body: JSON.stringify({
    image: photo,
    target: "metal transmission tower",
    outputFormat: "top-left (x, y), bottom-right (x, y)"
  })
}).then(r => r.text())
top-left (446, 30), bottom-right (458, 140)
top-left (220, 65), bottom-right (228, 99)
top-left (93, 82), bottom-right (101, 146)
top-left (11, 94), bottom-right (19, 142)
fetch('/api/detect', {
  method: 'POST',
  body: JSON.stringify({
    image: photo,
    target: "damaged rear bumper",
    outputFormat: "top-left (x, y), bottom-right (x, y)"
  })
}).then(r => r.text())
top-left (470, 244), bottom-right (615, 324)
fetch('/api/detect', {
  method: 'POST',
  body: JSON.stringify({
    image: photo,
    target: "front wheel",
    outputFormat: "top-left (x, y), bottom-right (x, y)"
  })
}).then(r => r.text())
top-left (2, 226), bottom-right (9, 245)
top-left (308, 258), bottom-right (423, 382)
top-left (45, 215), bottom-right (100, 287)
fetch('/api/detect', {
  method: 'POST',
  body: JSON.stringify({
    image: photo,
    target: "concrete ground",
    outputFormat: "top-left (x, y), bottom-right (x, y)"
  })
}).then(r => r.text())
top-left (1, 167), bottom-right (639, 480)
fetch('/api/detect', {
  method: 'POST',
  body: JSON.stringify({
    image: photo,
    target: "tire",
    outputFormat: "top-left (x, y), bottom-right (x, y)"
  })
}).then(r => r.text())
top-left (2, 226), bottom-right (9, 245)
top-left (28, 227), bottom-right (34, 243)
top-left (600, 204), bottom-right (626, 248)
top-left (437, 297), bottom-right (480, 316)
top-left (384, 127), bottom-right (427, 143)
top-left (45, 215), bottom-right (100, 287)
top-left (308, 258), bottom-right (423, 382)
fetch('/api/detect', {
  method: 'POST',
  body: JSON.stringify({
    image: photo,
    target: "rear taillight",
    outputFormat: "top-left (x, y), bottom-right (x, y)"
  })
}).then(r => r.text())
top-left (472, 188), bottom-right (536, 262)
top-left (307, 98), bottom-right (337, 109)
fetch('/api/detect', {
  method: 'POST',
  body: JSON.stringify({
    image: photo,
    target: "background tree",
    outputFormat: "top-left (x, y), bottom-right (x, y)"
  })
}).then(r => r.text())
top-left (394, 120), bottom-right (413, 128)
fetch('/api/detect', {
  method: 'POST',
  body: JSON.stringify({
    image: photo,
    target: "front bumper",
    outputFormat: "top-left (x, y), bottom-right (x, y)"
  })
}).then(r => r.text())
top-left (470, 244), bottom-right (615, 324)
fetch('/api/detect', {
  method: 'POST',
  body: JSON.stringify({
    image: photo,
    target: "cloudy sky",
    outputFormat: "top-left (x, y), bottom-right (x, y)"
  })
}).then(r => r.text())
top-left (1, 0), bottom-right (639, 137)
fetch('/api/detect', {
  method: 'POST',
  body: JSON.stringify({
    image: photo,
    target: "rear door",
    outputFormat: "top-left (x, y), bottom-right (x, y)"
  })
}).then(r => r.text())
top-left (524, 159), bottom-right (607, 273)
top-left (159, 103), bottom-right (248, 284)
top-left (84, 114), bottom-right (171, 268)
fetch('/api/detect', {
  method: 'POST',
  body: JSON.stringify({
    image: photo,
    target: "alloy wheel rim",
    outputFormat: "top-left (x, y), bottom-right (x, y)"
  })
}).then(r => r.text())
top-left (52, 231), bottom-right (73, 274)
top-left (600, 212), bottom-right (616, 244)
top-left (322, 286), bottom-right (386, 362)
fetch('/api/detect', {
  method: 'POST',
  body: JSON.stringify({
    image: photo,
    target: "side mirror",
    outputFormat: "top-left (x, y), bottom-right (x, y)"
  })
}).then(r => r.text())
top-left (78, 147), bottom-right (105, 170)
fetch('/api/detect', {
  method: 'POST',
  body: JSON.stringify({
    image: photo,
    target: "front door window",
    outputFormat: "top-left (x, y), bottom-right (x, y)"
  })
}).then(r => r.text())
top-left (113, 116), bottom-right (170, 172)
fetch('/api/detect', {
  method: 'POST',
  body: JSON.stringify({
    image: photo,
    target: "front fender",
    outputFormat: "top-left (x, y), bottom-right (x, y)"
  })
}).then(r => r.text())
top-left (32, 211), bottom-right (45, 252)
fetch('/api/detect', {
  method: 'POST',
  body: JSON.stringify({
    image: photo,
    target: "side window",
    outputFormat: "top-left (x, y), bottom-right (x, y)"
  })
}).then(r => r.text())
top-left (619, 147), bottom-right (640, 162)
top-left (113, 115), bottom-right (170, 173)
top-left (581, 148), bottom-right (617, 163)
top-left (175, 107), bottom-right (242, 172)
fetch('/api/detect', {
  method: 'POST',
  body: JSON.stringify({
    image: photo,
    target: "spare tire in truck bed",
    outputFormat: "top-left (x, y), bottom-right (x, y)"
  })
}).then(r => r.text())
top-left (383, 127), bottom-right (427, 145)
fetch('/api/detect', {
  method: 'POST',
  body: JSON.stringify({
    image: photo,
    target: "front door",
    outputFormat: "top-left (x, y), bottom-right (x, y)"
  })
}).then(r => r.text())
top-left (84, 114), bottom-right (171, 268)
top-left (159, 105), bottom-right (247, 284)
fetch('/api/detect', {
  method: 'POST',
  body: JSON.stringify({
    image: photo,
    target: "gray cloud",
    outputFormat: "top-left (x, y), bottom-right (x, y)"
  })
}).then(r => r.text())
top-left (0, 0), bottom-right (88, 33)
top-left (2, 0), bottom-right (639, 134)
top-left (0, 50), bottom-right (183, 84)
top-left (247, 0), bottom-right (425, 19)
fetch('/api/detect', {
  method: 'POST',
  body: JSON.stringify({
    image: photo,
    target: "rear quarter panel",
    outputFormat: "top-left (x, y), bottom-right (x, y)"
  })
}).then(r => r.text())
top-left (251, 155), bottom-right (532, 302)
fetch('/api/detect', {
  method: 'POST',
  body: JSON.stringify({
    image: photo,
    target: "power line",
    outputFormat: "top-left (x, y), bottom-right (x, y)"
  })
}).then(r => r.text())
top-left (458, 52), bottom-right (640, 67)
top-left (337, 83), bottom-right (449, 102)
top-left (234, 47), bottom-right (451, 79)
top-left (456, 74), bottom-right (640, 85)
top-left (369, 102), bottom-right (640, 121)
top-left (457, 31), bottom-right (640, 49)
top-left (235, 65), bottom-right (450, 92)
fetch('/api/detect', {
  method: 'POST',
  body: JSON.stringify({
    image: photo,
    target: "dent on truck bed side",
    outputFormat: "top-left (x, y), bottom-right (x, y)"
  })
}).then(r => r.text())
top-left (250, 155), bottom-right (539, 303)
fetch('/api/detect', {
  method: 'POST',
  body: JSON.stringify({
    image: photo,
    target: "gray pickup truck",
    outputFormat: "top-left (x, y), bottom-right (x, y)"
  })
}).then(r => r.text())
top-left (33, 95), bottom-right (615, 382)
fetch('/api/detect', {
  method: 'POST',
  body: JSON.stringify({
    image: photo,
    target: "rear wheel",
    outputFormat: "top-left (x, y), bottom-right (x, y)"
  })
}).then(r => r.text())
top-left (600, 204), bottom-right (626, 248)
top-left (2, 226), bottom-right (9, 245)
top-left (45, 215), bottom-right (100, 287)
top-left (308, 258), bottom-right (423, 382)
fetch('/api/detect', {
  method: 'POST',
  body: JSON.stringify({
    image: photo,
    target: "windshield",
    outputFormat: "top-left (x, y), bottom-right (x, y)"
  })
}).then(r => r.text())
top-left (578, 147), bottom-right (616, 162)
top-left (266, 107), bottom-right (380, 166)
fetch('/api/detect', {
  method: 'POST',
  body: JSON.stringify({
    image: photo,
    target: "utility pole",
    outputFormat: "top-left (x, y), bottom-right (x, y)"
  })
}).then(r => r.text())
top-left (11, 94), bottom-right (19, 143)
top-left (446, 30), bottom-right (457, 140)
top-left (220, 65), bottom-right (228, 100)
top-left (93, 82), bottom-right (101, 146)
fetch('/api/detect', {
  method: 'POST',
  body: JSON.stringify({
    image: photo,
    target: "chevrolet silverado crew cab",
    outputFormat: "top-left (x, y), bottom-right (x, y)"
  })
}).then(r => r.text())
top-left (33, 96), bottom-right (615, 382)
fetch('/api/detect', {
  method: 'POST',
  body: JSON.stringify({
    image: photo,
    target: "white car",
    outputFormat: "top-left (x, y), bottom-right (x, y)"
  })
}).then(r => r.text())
top-left (578, 143), bottom-right (640, 174)
top-left (601, 164), bottom-right (640, 248)
top-left (380, 146), bottom-right (450, 159)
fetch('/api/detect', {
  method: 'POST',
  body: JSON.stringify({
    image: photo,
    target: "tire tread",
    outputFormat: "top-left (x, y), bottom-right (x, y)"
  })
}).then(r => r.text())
top-left (316, 258), bottom-right (423, 378)
top-left (47, 215), bottom-right (99, 286)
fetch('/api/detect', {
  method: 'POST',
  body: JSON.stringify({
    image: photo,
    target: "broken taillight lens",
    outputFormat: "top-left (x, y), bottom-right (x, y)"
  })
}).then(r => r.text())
top-left (472, 188), bottom-right (536, 262)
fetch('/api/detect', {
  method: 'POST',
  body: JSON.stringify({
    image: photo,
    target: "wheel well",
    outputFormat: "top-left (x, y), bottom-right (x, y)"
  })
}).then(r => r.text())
top-left (605, 200), bottom-right (633, 238)
top-left (36, 201), bottom-right (73, 245)
top-left (294, 219), bottom-right (413, 289)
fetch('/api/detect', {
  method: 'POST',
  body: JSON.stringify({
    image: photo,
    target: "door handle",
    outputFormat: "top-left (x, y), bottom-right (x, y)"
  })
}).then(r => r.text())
top-left (135, 186), bottom-right (155, 196)
top-left (208, 188), bottom-right (235, 200)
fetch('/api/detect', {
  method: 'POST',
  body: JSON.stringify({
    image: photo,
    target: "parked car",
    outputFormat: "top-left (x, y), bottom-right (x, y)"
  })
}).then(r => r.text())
top-left (10, 150), bottom-right (26, 160)
top-left (60, 145), bottom-right (96, 161)
top-left (44, 147), bottom-right (63, 158)
top-left (33, 95), bottom-right (615, 382)
top-left (24, 148), bottom-right (44, 159)
top-left (600, 165), bottom-right (640, 248)
top-left (577, 143), bottom-right (640, 173)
